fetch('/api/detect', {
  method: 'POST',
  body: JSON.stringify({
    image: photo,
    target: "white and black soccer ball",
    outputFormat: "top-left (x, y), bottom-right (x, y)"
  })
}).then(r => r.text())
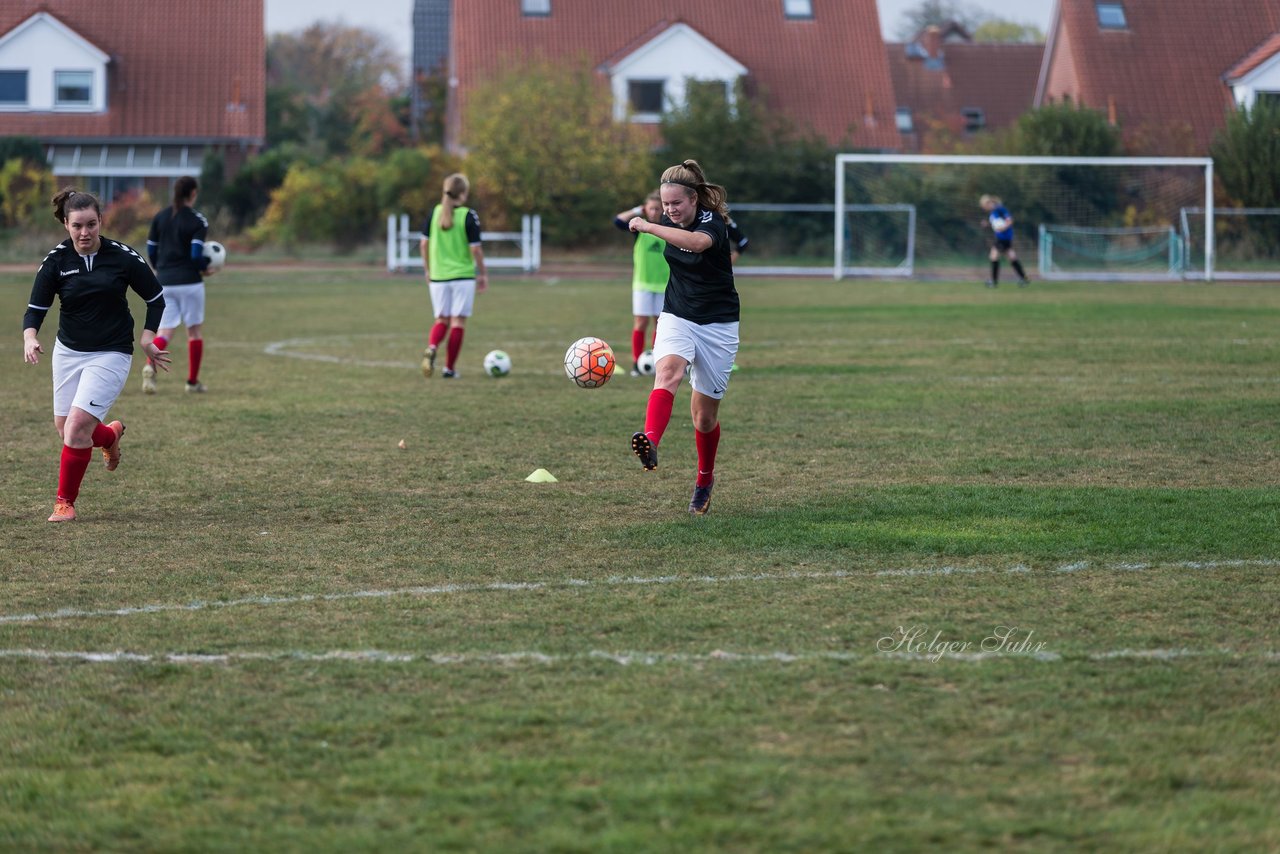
top-left (483, 349), bottom-right (512, 377)
top-left (989, 217), bottom-right (1010, 233)
top-left (202, 240), bottom-right (227, 270)
top-left (636, 349), bottom-right (656, 376)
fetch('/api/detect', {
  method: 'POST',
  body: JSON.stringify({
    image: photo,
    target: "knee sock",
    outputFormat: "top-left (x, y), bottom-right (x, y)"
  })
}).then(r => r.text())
top-left (428, 321), bottom-right (448, 349)
top-left (57, 445), bottom-right (93, 504)
top-left (446, 327), bottom-right (465, 369)
top-left (187, 339), bottom-right (203, 383)
top-left (695, 424), bottom-right (720, 487)
top-left (1012, 259), bottom-right (1027, 280)
top-left (644, 389), bottom-right (675, 445)
top-left (631, 329), bottom-right (645, 362)
top-left (990, 261), bottom-right (1000, 283)
top-left (91, 423), bottom-right (116, 447)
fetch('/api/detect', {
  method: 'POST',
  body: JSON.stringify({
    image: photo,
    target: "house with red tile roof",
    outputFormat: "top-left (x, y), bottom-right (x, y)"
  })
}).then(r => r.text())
top-left (0, 0), bottom-right (265, 200)
top-left (1034, 0), bottom-right (1280, 154)
top-left (887, 23), bottom-right (1044, 152)
top-left (441, 0), bottom-right (900, 153)
top-left (1224, 33), bottom-right (1280, 110)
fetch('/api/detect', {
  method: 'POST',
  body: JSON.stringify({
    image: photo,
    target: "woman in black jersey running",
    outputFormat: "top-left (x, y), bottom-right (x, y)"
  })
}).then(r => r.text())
top-left (23, 188), bottom-right (169, 522)
top-left (628, 160), bottom-right (740, 515)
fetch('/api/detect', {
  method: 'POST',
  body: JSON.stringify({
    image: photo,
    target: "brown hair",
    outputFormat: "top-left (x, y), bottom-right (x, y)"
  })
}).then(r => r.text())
top-left (439, 173), bottom-right (470, 230)
top-left (660, 160), bottom-right (729, 222)
top-left (173, 175), bottom-right (198, 214)
top-left (52, 187), bottom-right (101, 223)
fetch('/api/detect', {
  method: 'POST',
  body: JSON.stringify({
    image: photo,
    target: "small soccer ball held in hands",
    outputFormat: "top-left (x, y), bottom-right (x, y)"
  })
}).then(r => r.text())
top-left (563, 337), bottom-right (615, 388)
top-left (989, 217), bottom-right (1010, 233)
top-left (636, 349), bottom-right (656, 376)
top-left (202, 240), bottom-right (227, 270)
top-left (483, 349), bottom-right (512, 377)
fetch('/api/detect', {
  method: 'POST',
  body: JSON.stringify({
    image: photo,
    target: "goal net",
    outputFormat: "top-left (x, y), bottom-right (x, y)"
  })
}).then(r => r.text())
top-left (835, 155), bottom-right (1215, 281)
top-left (1179, 208), bottom-right (1280, 281)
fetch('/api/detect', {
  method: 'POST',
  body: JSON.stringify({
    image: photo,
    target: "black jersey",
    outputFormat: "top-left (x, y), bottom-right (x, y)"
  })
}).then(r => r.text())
top-left (661, 208), bottom-right (739, 324)
top-left (147, 206), bottom-right (209, 285)
top-left (726, 216), bottom-right (749, 254)
top-left (24, 238), bottom-right (166, 354)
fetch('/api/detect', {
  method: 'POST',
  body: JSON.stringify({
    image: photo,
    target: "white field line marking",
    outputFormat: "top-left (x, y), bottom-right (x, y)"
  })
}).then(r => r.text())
top-left (1, 647), bottom-right (1276, 667)
top-left (262, 334), bottom-right (567, 375)
top-left (2, 561), bottom-right (1276, 627)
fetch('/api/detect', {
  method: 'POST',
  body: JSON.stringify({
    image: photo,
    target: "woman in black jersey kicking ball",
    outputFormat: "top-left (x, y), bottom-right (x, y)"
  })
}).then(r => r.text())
top-left (628, 160), bottom-right (740, 515)
top-left (22, 188), bottom-right (169, 522)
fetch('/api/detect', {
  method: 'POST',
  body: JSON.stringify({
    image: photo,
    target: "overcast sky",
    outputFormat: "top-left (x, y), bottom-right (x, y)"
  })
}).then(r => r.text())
top-left (265, 0), bottom-right (1057, 67)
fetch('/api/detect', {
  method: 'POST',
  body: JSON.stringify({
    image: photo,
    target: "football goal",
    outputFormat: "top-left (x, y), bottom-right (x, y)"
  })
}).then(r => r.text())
top-left (1179, 208), bottom-right (1280, 281)
top-left (835, 154), bottom-right (1215, 281)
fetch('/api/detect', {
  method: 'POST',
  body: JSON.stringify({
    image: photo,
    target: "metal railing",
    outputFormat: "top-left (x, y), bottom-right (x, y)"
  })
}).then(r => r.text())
top-left (386, 214), bottom-right (541, 273)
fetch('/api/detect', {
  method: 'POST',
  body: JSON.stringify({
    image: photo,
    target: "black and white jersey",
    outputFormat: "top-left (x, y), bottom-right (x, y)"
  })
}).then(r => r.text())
top-left (726, 216), bottom-right (749, 254)
top-left (24, 238), bottom-right (166, 354)
top-left (147, 206), bottom-right (209, 285)
top-left (661, 208), bottom-right (739, 325)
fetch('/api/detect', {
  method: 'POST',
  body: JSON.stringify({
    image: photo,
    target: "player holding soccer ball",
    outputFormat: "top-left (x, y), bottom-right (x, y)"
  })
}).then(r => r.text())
top-left (980, 194), bottom-right (1030, 287)
top-left (23, 188), bottom-right (169, 522)
top-left (627, 160), bottom-right (739, 515)
top-left (419, 173), bottom-right (487, 379)
top-left (614, 191), bottom-right (668, 376)
top-left (145, 176), bottom-right (216, 394)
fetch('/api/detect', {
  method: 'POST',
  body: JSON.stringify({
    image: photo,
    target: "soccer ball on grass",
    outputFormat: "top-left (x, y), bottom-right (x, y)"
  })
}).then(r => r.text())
top-left (564, 337), bottom-right (615, 388)
top-left (636, 349), bottom-right (656, 376)
top-left (483, 350), bottom-right (512, 377)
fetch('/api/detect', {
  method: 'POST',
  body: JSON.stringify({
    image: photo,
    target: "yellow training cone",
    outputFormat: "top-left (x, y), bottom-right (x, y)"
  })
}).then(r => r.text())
top-left (525, 468), bottom-right (558, 483)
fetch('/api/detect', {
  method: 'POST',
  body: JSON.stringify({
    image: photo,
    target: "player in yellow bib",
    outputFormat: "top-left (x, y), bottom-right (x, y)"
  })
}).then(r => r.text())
top-left (614, 192), bottom-right (668, 376)
top-left (419, 173), bottom-right (487, 379)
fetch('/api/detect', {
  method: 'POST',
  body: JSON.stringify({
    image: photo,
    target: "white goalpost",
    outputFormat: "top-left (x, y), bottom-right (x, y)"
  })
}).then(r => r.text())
top-left (835, 154), bottom-right (1215, 282)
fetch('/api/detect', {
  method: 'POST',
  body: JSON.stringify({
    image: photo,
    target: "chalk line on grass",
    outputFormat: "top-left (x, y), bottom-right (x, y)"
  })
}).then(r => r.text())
top-left (2, 561), bottom-right (1276, 627)
top-left (1, 647), bottom-right (1275, 668)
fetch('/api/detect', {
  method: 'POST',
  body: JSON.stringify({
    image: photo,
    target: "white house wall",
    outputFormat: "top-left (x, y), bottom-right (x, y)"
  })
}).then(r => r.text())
top-left (1230, 52), bottom-right (1280, 109)
top-left (608, 23), bottom-right (747, 123)
top-left (0, 13), bottom-right (109, 112)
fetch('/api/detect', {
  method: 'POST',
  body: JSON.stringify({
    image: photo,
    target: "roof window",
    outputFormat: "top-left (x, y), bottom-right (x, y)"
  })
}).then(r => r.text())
top-left (1096, 3), bottom-right (1127, 29)
top-left (783, 0), bottom-right (813, 20)
top-left (521, 0), bottom-right (550, 16)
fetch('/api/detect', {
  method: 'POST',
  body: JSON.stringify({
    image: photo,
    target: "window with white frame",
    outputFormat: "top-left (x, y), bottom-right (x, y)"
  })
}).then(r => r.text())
top-left (895, 107), bottom-right (914, 133)
top-left (0, 70), bottom-right (27, 104)
top-left (521, 0), bottom-right (550, 16)
top-left (1096, 3), bottom-right (1127, 29)
top-left (628, 79), bottom-right (665, 115)
top-left (54, 70), bottom-right (92, 106)
top-left (783, 0), bottom-right (814, 19)
top-left (961, 107), bottom-right (985, 132)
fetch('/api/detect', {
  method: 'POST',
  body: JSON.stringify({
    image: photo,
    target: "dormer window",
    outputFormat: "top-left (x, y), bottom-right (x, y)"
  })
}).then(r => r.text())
top-left (55, 70), bottom-right (92, 106)
top-left (1096, 3), bottom-right (1127, 29)
top-left (783, 0), bottom-right (814, 19)
top-left (521, 0), bottom-right (550, 16)
top-left (0, 70), bottom-right (27, 104)
top-left (628, 80), bottom-right (664, 115)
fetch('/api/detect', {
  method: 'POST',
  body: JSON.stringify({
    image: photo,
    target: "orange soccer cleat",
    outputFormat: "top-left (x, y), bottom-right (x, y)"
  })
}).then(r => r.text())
top-left (48, 499), bottom-right (77, 522)
top-left (102, 421), bottom-right (125, 471)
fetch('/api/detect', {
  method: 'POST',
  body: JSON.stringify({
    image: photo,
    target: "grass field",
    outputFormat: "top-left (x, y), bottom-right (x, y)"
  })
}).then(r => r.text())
top-left (2, 264), bottom-right (1279, 851)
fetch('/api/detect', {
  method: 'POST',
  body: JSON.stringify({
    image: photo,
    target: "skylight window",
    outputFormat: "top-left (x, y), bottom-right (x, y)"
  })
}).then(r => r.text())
top-left (1096, 3), bottom-right (1127, 29)
top-left (521, 0), bottom-right (550, 16)
top-left (783, 0), bottom-right (814, 20)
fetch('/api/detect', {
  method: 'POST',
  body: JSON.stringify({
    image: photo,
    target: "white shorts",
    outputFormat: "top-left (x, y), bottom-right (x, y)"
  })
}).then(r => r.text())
top-left (51, 340), bottom-right (131, 421)
top-left (159, 282), bottom-right (205, 328)
top-left (429, 279), bottom-right (476, 318)
top-left (652, 312), bottom-right (739, 400)
top-left (632, 290), bottom-right (664, 318)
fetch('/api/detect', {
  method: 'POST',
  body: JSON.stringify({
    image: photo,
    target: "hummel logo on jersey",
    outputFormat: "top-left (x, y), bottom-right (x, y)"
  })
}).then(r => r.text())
top-left (698, 210), bottom-right (713, 224)
top-left (59, 269), bottom-right (81, 277)
top-left (109, 240), bottom-right (146, 264)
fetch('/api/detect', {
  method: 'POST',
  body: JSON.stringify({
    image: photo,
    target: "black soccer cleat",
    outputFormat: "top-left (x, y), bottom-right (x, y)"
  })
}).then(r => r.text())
top-left (631, 431), bottom-right (658, 471)
top-left (688, 480), bottom-right (714, 515)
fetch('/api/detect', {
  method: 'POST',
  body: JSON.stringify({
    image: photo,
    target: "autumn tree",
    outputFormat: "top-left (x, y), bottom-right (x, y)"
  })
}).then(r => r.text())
top-left (465, 60), bottom-right (653, 246)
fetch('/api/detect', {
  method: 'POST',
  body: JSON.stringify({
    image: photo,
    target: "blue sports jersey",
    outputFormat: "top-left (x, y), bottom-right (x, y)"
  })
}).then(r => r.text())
top-left (990, 205), bottom-right (1014, 240)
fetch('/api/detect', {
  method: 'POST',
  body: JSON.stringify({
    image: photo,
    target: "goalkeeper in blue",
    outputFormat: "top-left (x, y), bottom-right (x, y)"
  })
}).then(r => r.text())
top-left (980, 194), bottom-right (1030, 287)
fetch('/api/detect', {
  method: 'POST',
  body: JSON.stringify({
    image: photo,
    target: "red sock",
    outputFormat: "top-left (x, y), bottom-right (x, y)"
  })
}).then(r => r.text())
top-left (631, 328), bottom-right (645, 362)
top-left (91, 423), bottom-right (115, 447)
top-left (695, 424), bottom-right (720, 487)
top-left (446, 327), bottom-right (464, 369)
top-left (187, 339), bottom-right (203, 383)
top-left (428, 321), bottom-right (448, 349)
top-left (644, 389), bottom-right (675, 446)
top-left (151, 335), bottom-right (168, 366)
top-left (57, 445), bottom-right (93, 504)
